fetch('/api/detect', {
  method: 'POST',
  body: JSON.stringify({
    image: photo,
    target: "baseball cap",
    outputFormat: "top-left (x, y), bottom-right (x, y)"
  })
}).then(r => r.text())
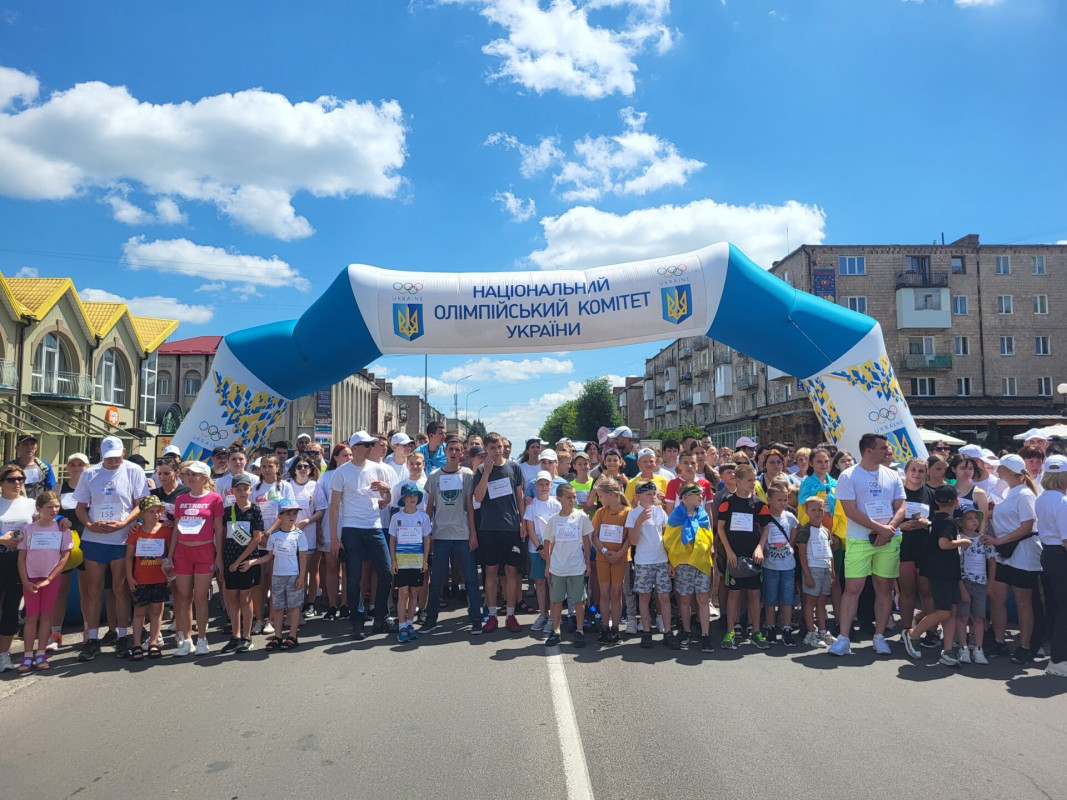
top-left (999, 454), bottom-right (1026, 474)
top-left (933, 484), bottom-right (959, 505)
top-left (297, 433), bottom-right (312, 442)
top-left (16, 434), bottom-right (38, 445)
top-left (212, 446), bottom-right (228, 457)
top-left (183, 460), bottom-right (211, 476)
top-left (735, 436), bottom-right (757, 449)
top-left (100, 436), bottom-right (124, 458)
top-left (468, 445), bottom-right (486, 458)
top-left (1022, 427), bottom-right (1048, 441)
top-left (637, 447), bottom-right (655, 459)
top-left (391, 432), bottom-right (413, 446)
top-left (399, 482), bottom-right (423, 503)
top-left (958, 444), bottom-right (983, 459)
top-left (232, 473), bottom-right (253, 488)
top-left (539, 449), bottom-right (558, 462)
top-left (278, 498), bottom-right (301, 513)
top-left (163, 444), bottom-right (182, 457)
top-left (608, 426), bottom-right (633, 439)
top-left (251, 457), bottom-right (262, 468)
top-left (66, 452), bottom-right (90, 466)
top-left (535, 470), bottom-right (553, 482)
top-left (1043, 455), bottom-right (1067, 473)
top-left (979, 449), bottom-right (1000, 468)
top-left (348, 430), bottom-right (375, 446)
top-left (571, 451), bottom-right (590, 462)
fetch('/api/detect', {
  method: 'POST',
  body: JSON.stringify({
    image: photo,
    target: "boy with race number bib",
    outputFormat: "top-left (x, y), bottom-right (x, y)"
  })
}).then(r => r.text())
top-left (220, 474), bottom-right (264, 654)
top-left (124, 496), bottom-right (172, 661)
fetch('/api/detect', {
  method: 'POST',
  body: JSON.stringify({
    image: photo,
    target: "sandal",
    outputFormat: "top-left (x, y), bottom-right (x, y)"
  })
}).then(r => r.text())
top-left (147, 644), bottom-right (162, 659)
top-left (18, 655), bottom-right (33, 673)
top-left (130, 646), bottom-right (145, 662)
top-left (33, 654), bottom-right (49, 671)
top-left (265, 636), bottom-right (282, 650)
top-left (279, 636), bottom-right (298, 650)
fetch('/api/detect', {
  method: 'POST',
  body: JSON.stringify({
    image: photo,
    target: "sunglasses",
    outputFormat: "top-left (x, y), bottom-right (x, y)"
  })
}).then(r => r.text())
top-left (3, 476), bottom-right (26, 483)
top-left (295, 464), bottom-right (312, 470)
top-left (306, 451), bottom-right (322, 456)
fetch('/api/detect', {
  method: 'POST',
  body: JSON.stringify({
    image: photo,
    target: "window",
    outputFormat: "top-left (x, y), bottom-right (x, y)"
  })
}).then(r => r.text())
top-left (157, 371), bottom-right (172, 398)
top-left (954, 336), bottom-right (970, 356)
top-left (957, 377), bottom-right (971, 397)
top-left (911, 378), bottom-right (936, 396)
top-left (1000, 336), bottom-right (1015, 356)
top-left (1038, 377), bottom-right (1053, 396)
top-left (31, 332), bottom-right (74, 395)
top-left (997, 295), bottom-right (1013, 314)
top-left (844, 296), bottom-right (867, 314)
top-left (1032, 255), bottom-right (1046, 275)
top-left (139, 352), bottom-right (157, 425)
top-left (839, 256), bottom-right (865, 276)
top-left (951, 256), bottom-right (966, 274)
top-left (909, 336), bottom-right (934, 356)
top-left (1034, 295), bottom-right (1048, 314)
top-left (1036, 336), bottom-right (1051, 356)
top-left (183, 371), bottom-right (202, 398)
top-left (952, 295), bottom-right (968, 315)
top-left (1003, 377), bottom-right (1017, 396)
top-left (914, 292), bottom-right (941, 310)
top-left (95, 348), bottom-right (128, 405)
top-left (995, 256), bottom-right (1011, 275)
top-left (906, 255), bottom-right (931, 274)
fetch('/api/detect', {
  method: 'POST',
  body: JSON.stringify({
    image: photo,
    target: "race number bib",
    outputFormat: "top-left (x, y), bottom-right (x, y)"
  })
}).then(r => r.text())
top-left (808, 533), bottom-right (832, 560)
top-left (730, 512), bottom-right (753, 533)
top-left (60, 493), bottom-right (78, 510)
top-left (439, 473), bottom-right (462, 492)
top-left (177, 517), bottom-right (202, 536)
top-left (555, 523), bottom-right (581, 543)
top-left (599, 523), bottom-right (623, 544)
top-left (273, 538), bottom-right (296, 556)
top-left (95, 503), bottom-right (119, 522)
top-left (866, 499), bottom-right (893, 521)
top-left (23, 466), bottom-right (41, 485)
top-left (135, 538), bottom-right (165, 558)
top-left (228, 521), bottom-right (252, 545)
top-left (30, 531), bottom-right (62, 550)
top-left (397, 526), bottom-right (422, 546)
top-left (905, 502), bottom-right (929, 519)
top-left (487, 477), bottom-right (513, 500)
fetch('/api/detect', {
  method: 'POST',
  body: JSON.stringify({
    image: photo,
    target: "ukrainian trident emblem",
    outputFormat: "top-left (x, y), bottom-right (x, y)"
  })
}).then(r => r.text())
top-left (393, 303), bottom-right (424, 341)
top-left (660, 284), bottom-right (692, 325)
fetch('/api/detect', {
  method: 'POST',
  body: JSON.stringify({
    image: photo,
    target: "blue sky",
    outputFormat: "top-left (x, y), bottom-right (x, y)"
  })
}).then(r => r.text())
top-left (0, 0), bottom-right (1062, 440)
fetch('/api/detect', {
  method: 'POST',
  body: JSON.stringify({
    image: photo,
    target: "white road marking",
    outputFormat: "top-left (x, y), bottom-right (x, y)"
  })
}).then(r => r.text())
top-left (546, 648), bottom-right (595, 800)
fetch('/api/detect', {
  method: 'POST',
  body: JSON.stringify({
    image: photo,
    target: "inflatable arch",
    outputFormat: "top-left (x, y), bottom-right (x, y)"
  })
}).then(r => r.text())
top-left (172, 243), bottom-right (927, 462)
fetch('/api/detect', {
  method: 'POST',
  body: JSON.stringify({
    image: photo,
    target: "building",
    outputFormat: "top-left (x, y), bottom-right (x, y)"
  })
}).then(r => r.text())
top-left (634, 235), bottom-right (1066, 451)
top-left (0, 272), bottom-right (178, 469)
top-left (613, 376), bottom-right (645, 434)
top-left (395, 395), bottom-right (447, 439)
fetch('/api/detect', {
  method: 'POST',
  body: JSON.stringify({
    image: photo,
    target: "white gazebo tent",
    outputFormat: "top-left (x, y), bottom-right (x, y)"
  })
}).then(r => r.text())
top-left (917, 428), bottom-right (967, 446)
top-left (1013, 423), bottom-right (1067, 441)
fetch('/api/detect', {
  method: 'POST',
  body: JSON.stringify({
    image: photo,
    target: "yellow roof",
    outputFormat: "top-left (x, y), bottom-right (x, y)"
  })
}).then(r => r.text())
top-left (4, 277), bottom-right (74, 318)
top-left (82, 301), bottom-right (128, 336)
top-left (0, 274), bottom-right (29, 317)
top-left (131, 316), bottom-right (179, 353)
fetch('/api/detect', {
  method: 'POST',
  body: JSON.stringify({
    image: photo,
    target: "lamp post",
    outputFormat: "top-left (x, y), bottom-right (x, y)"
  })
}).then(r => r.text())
top-left (454, 374), bottom-right (473, 427)
top-left (477, 404), bottom-right (488, 423)
top-left (465, 387), bottom-right (480, 422)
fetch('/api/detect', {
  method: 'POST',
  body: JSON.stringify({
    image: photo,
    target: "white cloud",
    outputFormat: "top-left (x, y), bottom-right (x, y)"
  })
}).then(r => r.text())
top-left (121, 236), bottom-right (311, 291)
top-left (380, 373), bottom-right (454, 400)
top-left (1057, 240), bottom-right (1067, 245)
top-left (482, 380), bottom-right (587, 441)
top-left (441, 356), bottom-right (574, 383)
top-left (447, 0), bottom-right (675, 99)
top-left (955, 0), bottom-right (1002, 6)
top-left (0, 68), bottom-right (407, 239)
top-left (528, 197), bottom-right (826, 270)
top-left (78, 287), bottom-right (214, 325)
top-left (492, 190), bottom-right (537, 222)
top-left (485, 132), bottom-right (565, 178)
top-left (14, 266), bottom-right (38, 277)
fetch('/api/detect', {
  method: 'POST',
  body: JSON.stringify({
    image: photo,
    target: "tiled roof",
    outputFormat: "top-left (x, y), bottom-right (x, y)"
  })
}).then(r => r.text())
top-left (157, 335), bottom-right (222, 356)
top-left (131, 316), bottom-right (180, 353)
top-left (4, 277), bottom-right (73, 317)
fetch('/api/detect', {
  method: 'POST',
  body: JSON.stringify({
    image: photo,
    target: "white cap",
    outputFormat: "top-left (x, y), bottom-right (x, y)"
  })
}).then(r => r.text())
top-left (959, 444), bottom-right (983, 459)
top-left (100, 436), bottom-right (124, 458)
top-left (391, 432), bottom-right (413, 446)
top-left (538, 449), bottom-right (558, 462)
top-left (999, 454), bottom-right (1026, 474)
top-left (608, 426), bottom-right (633, 439)
top-left (183, 460), bottom-right (211, 476)
top-left (979, 448), bottom-right (1000, 467)
top-left (735, 436), bottom-right (757, 449)
top-left (535, 470), bottom-right (553, 482)
top-left (637, 447), bottom-right (656, 459)
top-left (297, 433), bottom-right (312, 442)
top-left (1043, 455), bottom-right (1067, 473)
top-left (1022, 427), bottom-right (1048, 441)
top-left (348, 430), bottom-right (375, 446)
top-left (66, 452), bottom-right (90, 465)
top-left (163, 445), bottom-right (182, 457)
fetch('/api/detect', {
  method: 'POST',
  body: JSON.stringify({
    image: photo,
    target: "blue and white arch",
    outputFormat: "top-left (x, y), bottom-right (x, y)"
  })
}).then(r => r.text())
top-left (172, 243), bottom-right (926, 462)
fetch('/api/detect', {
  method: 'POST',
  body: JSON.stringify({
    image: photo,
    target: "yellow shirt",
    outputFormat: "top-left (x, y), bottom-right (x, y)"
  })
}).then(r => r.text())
top-left (624, 473), bottom-right (669, 505)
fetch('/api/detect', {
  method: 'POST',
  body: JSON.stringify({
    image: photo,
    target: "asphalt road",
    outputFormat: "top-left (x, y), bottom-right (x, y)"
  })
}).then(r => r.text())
top-left (2, 608), bottom-right (1065, 800)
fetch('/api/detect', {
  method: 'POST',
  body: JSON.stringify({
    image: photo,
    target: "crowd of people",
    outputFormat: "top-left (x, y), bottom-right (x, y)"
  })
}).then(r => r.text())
top-left (1, 421), bottom-right (1065, 680)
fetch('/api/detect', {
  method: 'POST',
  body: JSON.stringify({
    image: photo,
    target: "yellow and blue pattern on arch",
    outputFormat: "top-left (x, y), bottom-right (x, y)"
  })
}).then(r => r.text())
top-left (214, 370), bottom-right (289, 446)
top-left (826, 355), bottom-right (905, 404)
top-left (801, 377), bottom-right (845, 444)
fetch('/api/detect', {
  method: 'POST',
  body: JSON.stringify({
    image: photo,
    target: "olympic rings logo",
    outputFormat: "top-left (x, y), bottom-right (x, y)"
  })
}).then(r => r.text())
top-left (868, 405), bottom-right (898, 423)
top-left (657, 265), bottom-right (688, 277)
top-left (199, 421), bottom-right (230, 441)
top-left (393, 282), bottom-right (424, 295)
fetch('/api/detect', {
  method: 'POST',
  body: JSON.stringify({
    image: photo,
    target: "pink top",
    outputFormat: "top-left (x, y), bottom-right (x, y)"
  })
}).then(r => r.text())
top-left (17, 521), bottom-right (74, 578)
top-left (173, 492), bottom-right (223, 544)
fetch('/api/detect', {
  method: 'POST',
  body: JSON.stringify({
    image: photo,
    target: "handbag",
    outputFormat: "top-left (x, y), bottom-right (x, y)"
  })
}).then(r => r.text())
top-left (731, 556), bottom-right (762, 578)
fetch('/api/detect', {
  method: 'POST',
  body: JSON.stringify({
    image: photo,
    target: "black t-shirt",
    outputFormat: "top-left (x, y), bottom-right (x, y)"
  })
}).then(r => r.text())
top-left (922, 512), bottom-right (962, 581)
top-left (717, 493), bottom-right (770, 558)
top-left (902, 484), bottom-right (936, 539)
top-left (60, 479), bottom-right (84, 535)
top-left (474, 461), bottom-right (523, 532)
top-left (151, 483), bottom-right (190, 523)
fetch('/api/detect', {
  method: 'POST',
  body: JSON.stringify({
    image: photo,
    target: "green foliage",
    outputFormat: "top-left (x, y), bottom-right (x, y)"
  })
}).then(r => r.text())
top-left (647, 421), bottom-right (707, 443)
top-left (464, 419), bottom-right (487, 438)
top-left (539, 400), bottom-right (578, 442)
top-left (572, 378), bottom-right (622, 440)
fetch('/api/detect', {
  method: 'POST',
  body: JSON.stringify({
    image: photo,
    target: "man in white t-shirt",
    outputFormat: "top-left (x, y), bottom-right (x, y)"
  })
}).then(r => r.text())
top-left (74, 435), bottom-right (149, 661)
top-left (328, 430), bottom-right (396, 640)
top-left (384, 432), bottom-right (415, 480)
top-left (828, 432), bottom-right (906, 657)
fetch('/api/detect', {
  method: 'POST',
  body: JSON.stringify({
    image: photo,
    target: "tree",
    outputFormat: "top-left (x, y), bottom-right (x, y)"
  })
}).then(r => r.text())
top-left (462, 419), bottom-right (487, 438)
top-left (539, 400), bottom-right (578, 443)
top-left (572, 378), bottom-right (622, 440)
top-left (648, 422), bottom-right (707, 443)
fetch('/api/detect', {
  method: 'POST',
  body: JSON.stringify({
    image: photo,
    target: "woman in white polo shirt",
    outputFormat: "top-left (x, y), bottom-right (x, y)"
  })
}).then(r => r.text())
top-left (1035, 455), bottom-right (1067, 678)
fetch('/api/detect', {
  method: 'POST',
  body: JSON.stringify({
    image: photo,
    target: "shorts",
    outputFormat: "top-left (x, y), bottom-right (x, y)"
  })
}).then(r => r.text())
top-left (22, 576), bottom-right (61, 617)
top-left (271, 574), bottom-right (303, 610)
top-left (81, 540), bottom-right (127, 565)
top-left (833, 545), bottom-right (845, 579)
top-left (530, 551), bottom-right (547, 580)
top-left (958, 578), bottom-right (987, 619)
top-left (173, 542), bottom-right (216, 576)
top-left (899, 531), bottom-right (927, 564)
top-left (222, 539), bottom-right (259, 590)
top-left (595, 553), bottom-right (627, 584)
top-left (802, 566), bottom-right (833, 597)
top-left (393, 568), bottom-right (425, 589)
top-left (724, 565), bottom-right (762, 592)
top-left (549, 573), bottom-right (587, 605)
top-left (633, 562), bottom-right (672, 594)
top-left (844, 536), bottom-right (900, 580)
top-left (132, 583), bottom-right (171, 607)
top-left (928, 578), bottom-right (960, 612)
top-left (760, 566), bottom-right (795, 607)
top-left (673, 564), bottom-right (712, 596)
top-left (994, 562), bottom-right (1039, 590)
top-left (478, 529), bottom-right (524, 569)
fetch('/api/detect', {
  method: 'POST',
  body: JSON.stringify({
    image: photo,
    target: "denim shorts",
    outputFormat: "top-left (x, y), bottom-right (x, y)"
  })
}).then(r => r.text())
top-left (760, 566), bottom-right (795, 607)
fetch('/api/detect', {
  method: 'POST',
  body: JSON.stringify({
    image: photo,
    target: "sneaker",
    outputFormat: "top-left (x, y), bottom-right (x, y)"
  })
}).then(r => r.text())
top-left (78, 638), bottom-right (101, 662)
top-left (597, 628), bottom-right (610, 645)
top-left (752, 631), bottom-right (770, 650)
top-left (972, 647), bottom-right (989, 665)
top-left (397, 628), bottom-right (410, 643)
top-left (352, 629), bottom-right (367, 641)
top-left (469, 621), bottom-right (482, 636)
top-left (567, 614), bottom-right (578, 633)
top-left (739, 626), bottom-right (752, 643)
top-left (302, 605), bottom-right (317, 619)
top-left (676, 630), bottom-right (691, 649)
top-left (419, 620), bottom-right (440, 634)
top-left (802, 631), bottom-right (820, 648)
top-left (872, 633), bottom-right (892, 656)
top-left (251, 620), bottom-right (265, 635)
top-left (828, 635), bottom-right (852, 657)
top-left (45, 633), bottom-right (62, 652)
top-left (781, 628), bottom-right (796, 648)
top-left (939, 650), bottom-right (961, 668)
top-left (664, 632), bottom-right (681, 650)
top-left (221, 636), bottom-right (241, 654)
top-left (116, 635), bottom-right (134, 658)
top-left (640, 633), bottom-right (653, 649)
top-left (625, 618), bottom-right (638, 636)
top-left (546, 630), bottom-right (561, 647)
top-left (902, 630), bottom-right (922, 659)
top-left (505, 615), bottom-right (522, 633)
top-left (194, 638), bottom-right (210, 656)
top-left (920, 630), bottom-right (942, 649)
top-left (985, 640), bottom-right (1007, 657)
top-left (0, 652), bottom-right (12, 671)
top-left (818, 630), bottom-right (836, 646)
top-left (700, 635), bottom-right (715, 653)
top-left (235, 638), bottom-right (253, 653)
top-left (1010, 646), bottom-right (1032, 665)
top-left (482, 615), bottom-right (499, 634)
top-left (323, 606), bottom-right (338, 621)
top-left (262, 621), bottom-right (276, 635)
top-left (763, 626), bottom-right (778, 646)
top-left (101, 630), bottom-right (118, 646)
top-left (573, 631), bottom-right (586, 648)
top-left (610, 629), bottom-right (621, 644)
top-left (1045, 660), bottom-right (1067, 678)
top-left (531, 615), bottom-right (549, 633)
top-left (720, 631), bottom-right (737, 650)
top-left (174, 638), bottom-right (193, 657)
top-left (338, 604), bottom-right (351, 619)
top-left (372, 619), bottom-right (399, 634)
top-left (958, 647), bottom-right (972, 664)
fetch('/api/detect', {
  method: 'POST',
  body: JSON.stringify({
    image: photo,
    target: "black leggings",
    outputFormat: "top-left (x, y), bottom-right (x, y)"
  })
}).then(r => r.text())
top-left (0, 553), bottom-right (22, 637)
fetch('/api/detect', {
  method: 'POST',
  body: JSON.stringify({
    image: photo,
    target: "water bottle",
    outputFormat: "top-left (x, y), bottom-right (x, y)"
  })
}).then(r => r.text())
top-left (161, 557), bottom-right (176, 583)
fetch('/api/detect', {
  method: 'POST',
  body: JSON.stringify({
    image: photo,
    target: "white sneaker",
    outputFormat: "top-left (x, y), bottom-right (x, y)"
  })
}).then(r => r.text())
top-left (828, 635), bottom-right (852, 656)
top-left (972, 647), bottom-right (989, 665)
top-left (0, 652), bottom-right (13, 671)
top-left (958, 647), bottom-right (971, 664)
top-left (625, 618), bottom-right (638, 636)
top-left (262, 621), bottom-right (276, 635)
top-left (251, 620), bottom-right (265, 635)
top-left (194, 638), bottom-right (210, 656)
top-left (174, 639), bottom-right (193, 657)
top-left (818, 630), bottom-right (836, 646)
top-left (802, 631), bottom-right (820, 647)
top-left (45, 634), bottom-right (62, 652)
top-left (530, 615), bottom-right (549, 632)
top-left (872, 633), bottom-right (892, 656)
top-left (1045, 660), bottom-right (1067, 678)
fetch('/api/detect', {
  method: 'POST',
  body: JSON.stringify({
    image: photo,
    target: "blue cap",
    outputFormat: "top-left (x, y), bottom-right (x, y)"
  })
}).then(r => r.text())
top-left (277, 498), bottom-right (301, 513)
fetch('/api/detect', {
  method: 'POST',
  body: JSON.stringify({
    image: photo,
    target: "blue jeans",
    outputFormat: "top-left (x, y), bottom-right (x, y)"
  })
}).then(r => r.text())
top-left (426, 538), bottom-right (481, 625)
top-left (760, 566), bottom-right (796, 607)
top-left (341, 527), bottom-right (392, 630)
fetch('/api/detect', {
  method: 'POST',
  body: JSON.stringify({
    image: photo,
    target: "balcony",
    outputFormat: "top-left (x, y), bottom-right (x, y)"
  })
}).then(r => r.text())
top-left (679, 371), bottom-right (692, 382)
top-left (895, 270), bottom-right (949, 290)
top-left (664, 378), bottom-right (675, 392)
top-left (694, 363), bottom-right (709, 376)
top-left (737, 373), bottom-right (759, 390)
top-left (680, 398), bottom-right (693, 409)
top-left (0, 358), bottom-right (16, 391)
top-left (665, 401), bottom-right (678, 413)
top-left (31, 371), bottom-right (93, 401)
top-left (900, 353), bottom-right (954, 371)
top-left (677, 343), bottom-right (693, 359)
top-left (714, 350), bottom-right (733, 366)
top-left (692, 391), bottom-right (706, 405)
top-left (644, 406), bottom-right (654, 420)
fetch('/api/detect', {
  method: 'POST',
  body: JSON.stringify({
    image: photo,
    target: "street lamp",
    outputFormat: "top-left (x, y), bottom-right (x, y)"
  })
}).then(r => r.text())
top-left (465, 387), bottom-right (481, 421)
top-left (477, 403), bottom-right (488, 422)
top-left (453, 374), bottom-right (473, 425)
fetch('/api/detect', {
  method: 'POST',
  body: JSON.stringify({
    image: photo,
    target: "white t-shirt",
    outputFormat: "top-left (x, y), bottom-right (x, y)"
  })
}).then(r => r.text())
top-left (252, 480), bottom-right (295, 533)
top-left (523, 496), bottom-right (562, 553)
top-left (267, 528), bottom-right (308, 576)
top-left (216, 471), bottom-right (255, 508)
top-left (1036, 489), bottom-right (1067, 547)
top-left (834, 464), bottom-right (906, 541)
top-left (0, 496), bottom-right (36, 554)
top-left (389, 474), bottom-right (428, 513)
top-left (803, 525), bottom-right (833, 570)
top-left (383, 455), bottom-right (408, 483)
top-left (312, 473), bottom-right (334, 547)
top-left (992, 484), bottom-right (1040, 571)
top-left (73, 460), bottom-right (149, 545)
top-left (519, 461), bottom-right (541, 485)
top-left (287, 478), bottom-right (317, 547)
top-left (764, 511), bottom-right (798, 571)
top-left (330, 460), bottom-right (395, 530)
top-left (656, 466), bottom-right (676, 481)
top-left (625, 504), bottom-right (669, 565)
top-left (543, 510), bottom-right (594, 577)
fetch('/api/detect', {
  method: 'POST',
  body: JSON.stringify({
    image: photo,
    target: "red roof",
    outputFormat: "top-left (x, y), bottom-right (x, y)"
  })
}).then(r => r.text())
top-left (157, 335), bottom-right (223, 356)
